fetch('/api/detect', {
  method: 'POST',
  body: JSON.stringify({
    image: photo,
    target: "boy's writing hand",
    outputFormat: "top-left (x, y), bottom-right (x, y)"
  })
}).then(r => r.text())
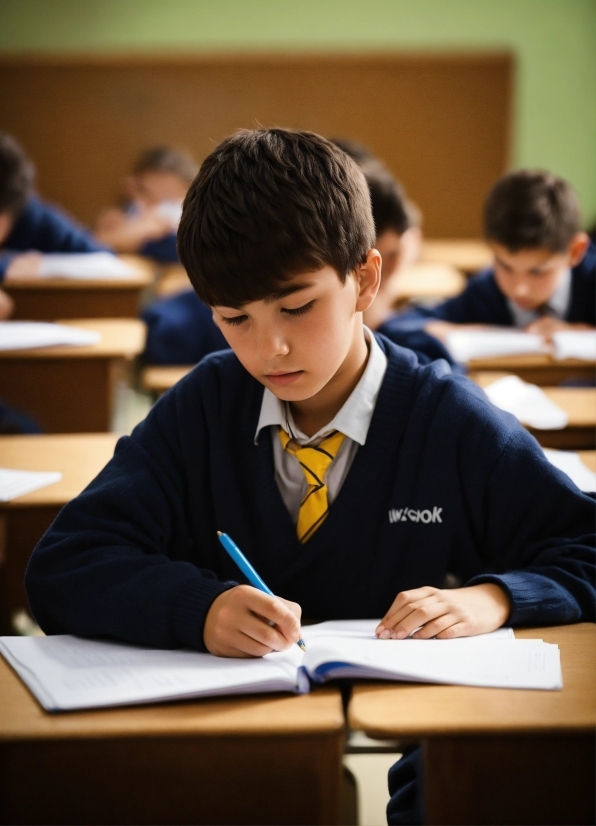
top-left (525, 316), bottom-right (593, 342)
top-left (4, 251), bottom-right (43, 280)
top-left (203, 584), bottom-right (302, 658)
top-left (375, 583), bottom-right (511, 640)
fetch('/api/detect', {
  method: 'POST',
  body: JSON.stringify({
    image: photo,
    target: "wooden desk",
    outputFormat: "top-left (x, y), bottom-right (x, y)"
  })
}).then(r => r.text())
top-left (0, 660), bottom-right (344, 826)
top-left (154, 264), bottom-right (192, 297)
top-left (421, 238), bottom-right (493, 275)
top-left (349, 624), bottom-right (596, 825)
top-left (4, 257), bottom-right (156, 320)
top-left (0, 433), bottom-right (119, 633)
top-left (393, 263), bottom-right (465, 308)
top-left (466, 352), bottom-right (595, 386)
top-left (470, 372), bottom-right (596, 449)
top-left (0, 318), bottom-right (146, 432)
top-left (142, 364), bottom-right (193, 396)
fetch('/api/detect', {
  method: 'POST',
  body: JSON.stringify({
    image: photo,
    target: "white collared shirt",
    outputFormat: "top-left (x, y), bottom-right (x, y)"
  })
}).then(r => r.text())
top-left (508, 268), bottom-right (571, 328)
top-left (254, 328), bottom-right (388, 524)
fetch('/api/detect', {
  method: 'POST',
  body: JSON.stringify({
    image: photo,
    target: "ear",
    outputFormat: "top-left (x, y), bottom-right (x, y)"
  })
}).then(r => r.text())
top-left (567, 232), bottom-right (590, 267)
top-left (354, 248), bottom-right (382, 312)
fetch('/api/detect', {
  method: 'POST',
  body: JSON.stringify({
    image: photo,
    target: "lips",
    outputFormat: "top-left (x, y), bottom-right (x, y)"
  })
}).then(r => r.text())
top-left (264, 371), bottom-right (304, 386)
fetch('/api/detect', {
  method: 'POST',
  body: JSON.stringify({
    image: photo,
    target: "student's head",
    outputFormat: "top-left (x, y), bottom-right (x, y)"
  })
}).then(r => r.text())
top-left (484, 170), bottom-right (589, 312)
top-left (332, 138), bottom-right (421, 279)
top-left (127, 146), bottom-right (198, 208)
top-left (178, 128), bottom-right (380, 402)
top-left (0, 133), bottom-right (35, 244)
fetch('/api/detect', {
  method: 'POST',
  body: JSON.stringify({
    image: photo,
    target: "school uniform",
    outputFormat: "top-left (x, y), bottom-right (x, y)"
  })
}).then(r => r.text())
top-left (0, 196), bottom-right (107, 280)
top-left (139, 234), bottom-right (179, 263)
top-left (383, 241), bottom-right (596, 330)
top-left (142, 290), bottom-right (228, 364)
top-left (25, 334), bottom-right (595, 649)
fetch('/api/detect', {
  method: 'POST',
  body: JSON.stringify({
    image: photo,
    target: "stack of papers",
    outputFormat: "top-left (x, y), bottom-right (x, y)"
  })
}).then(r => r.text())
top-left (0, 322), bottom-right (101, 351)
top-left (39, 252), bottom-right (138, 280)
top-left (445, 331), bottom-right (546, 362)
top-left (483, 375), bottom-right (568, 429)
top-left (0, 468), bottom-right (62, 502)
top-left (543, 449), bottom-right (596, 493)
top-left (0, 620), bottom-right (562, 712)
top-left (552, 331), bottom-right (596, 362)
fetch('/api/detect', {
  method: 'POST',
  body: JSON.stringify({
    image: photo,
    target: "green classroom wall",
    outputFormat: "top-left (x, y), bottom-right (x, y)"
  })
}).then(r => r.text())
top-left (1, 0), bottom-right (595, 227)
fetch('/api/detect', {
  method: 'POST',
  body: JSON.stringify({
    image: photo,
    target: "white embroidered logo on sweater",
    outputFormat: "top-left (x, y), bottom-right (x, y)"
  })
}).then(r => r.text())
top-left (388, 507), bottom-right (443, 524)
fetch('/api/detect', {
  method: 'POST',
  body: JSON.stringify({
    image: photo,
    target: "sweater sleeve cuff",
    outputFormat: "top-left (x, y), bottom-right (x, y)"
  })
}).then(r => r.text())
top-left (467, 571), bottom-right (581, 626)
top-left (172, 575), bottom-right (238, 651)
top-left (0, 255), bottom-right (11, 281)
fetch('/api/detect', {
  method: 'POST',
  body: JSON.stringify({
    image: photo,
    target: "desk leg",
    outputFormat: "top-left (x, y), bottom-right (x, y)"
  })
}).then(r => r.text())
top-left (424, 733), bottom-right (595, 825)
top-left (0, 731), bottom-right (344, 825)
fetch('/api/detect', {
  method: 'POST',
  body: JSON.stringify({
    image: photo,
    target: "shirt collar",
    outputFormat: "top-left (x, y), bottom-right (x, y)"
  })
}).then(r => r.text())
top-left (254, 327), bottom-right (388, 446)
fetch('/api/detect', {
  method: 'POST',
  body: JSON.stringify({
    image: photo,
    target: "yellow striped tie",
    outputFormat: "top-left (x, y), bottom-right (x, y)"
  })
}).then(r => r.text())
top-left (279, 427), bottom-right (346, 543)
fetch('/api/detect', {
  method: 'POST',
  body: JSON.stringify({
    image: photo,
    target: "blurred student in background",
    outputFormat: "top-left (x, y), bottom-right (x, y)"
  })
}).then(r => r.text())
top-left (95, 146), bottom-right (198, 263)
top-left (382, 170), bottom-right (595, 347)
top-left (0, 133), bottom-right (106, 282)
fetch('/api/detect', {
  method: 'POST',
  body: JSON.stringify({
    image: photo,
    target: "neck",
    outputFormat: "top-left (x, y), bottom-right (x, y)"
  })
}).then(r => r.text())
top-left (290, 322), bottom-right (370, 437)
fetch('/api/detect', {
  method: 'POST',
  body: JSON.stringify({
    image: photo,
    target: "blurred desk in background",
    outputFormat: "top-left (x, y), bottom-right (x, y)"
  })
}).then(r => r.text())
top-left (0, 318), bottom-right (146, 432)
top-left (466, 352), bottom-right (595, 386)
top-left (421, 239), bottom-right (492, 275)
top-left (0, 433), bottom-right (119, 633)
top-left (154, 264), bottom-right (192, 298)
top-left (470, 372), bottom-right (596, 449)
top-left (393, 263), bottom-right (466, 309)
top-left (141, 364), bottom-right (193, 397)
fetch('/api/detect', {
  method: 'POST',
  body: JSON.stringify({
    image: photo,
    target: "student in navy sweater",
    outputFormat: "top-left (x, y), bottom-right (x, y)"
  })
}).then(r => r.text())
top-left (26, 131), bottom-right (594, 824)
top-left (381, 170), bottom-right (595, 349)
top-left (0, 133), bottom-right (106, 281)
top-left (95, 146), bottom-right (198, 263)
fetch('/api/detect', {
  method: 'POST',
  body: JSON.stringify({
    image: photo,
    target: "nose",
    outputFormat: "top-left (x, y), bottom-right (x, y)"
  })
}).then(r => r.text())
top-left (254, 322), bottom-right (289, 361)
top-left (512, 279), bottom-right (530, 298)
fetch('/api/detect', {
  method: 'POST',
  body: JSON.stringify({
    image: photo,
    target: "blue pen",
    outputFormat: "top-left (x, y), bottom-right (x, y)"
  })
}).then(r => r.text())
top-left (217, 531), bottom-right (306, 652)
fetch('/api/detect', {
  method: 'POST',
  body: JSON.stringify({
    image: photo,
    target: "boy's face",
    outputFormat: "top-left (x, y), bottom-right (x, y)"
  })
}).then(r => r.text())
top-left (126, 171), bottom-right (189, 208)
top-left (212, 255), bottom-right (380, 405)
top-left (490, 234), bottom-right (589, 311)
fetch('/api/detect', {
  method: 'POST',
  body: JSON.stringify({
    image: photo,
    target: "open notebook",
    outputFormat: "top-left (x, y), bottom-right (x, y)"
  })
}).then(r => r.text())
top-left (39, 252), bottom-right (138, 280)
top-left (0, 621), bottom-right (562, 712)
top-left (445, 329), bottom-right (596, 363)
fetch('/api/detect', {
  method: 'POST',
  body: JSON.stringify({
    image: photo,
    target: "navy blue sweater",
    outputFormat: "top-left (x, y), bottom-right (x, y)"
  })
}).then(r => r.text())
top-left (25, 338), bottom-right (595, 651)
top-left (0, 196), bottom-right (107, 280)
top-left (142, 290), bottom-right (228, 364)
top-left (382, 241), bottom-right (596, 332)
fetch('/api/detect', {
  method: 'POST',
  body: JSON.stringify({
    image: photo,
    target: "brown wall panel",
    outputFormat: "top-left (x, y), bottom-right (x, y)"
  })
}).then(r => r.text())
top-left (0, 53), bottom-right (512, 237)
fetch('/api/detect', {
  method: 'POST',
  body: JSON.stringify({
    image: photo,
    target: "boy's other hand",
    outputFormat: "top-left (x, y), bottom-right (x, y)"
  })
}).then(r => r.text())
top-left (525, 316), bottom-right (593, 342)
top-left (4, 251), bottom-right (43, 280)
top-left (376, 583), bottom-right (511, 640)
top-left (203, 584), bottom-right (302, 657)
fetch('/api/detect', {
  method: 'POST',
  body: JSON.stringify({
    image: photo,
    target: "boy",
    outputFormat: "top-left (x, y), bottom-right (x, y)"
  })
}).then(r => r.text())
top-left (26, 131), bottom-right (594, 820)
top-left (381, 170), bottom-right (595, 347)
top-left (95, 146), bottom-right (198, 263)
top-left (0, 132), bottom-right (106, 281)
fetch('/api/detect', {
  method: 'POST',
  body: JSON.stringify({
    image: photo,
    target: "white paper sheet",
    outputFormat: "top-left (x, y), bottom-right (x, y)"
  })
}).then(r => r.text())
top-left (552, 331), bottom-right (596, 362)
top-left (155, 200), bottom-right (183, 227)
top-left (0, 468), bottom-right (62, 502)
top-left (39, 252), bottom-right (138, 280)
top-left (483, 375), bottom-right (568, 429)
top-left (0, 322), bottom-right (101, 351)
top-left (445, 330), bottom-right (546, 362)
top-left (543, 449), bottom-right (596, 493)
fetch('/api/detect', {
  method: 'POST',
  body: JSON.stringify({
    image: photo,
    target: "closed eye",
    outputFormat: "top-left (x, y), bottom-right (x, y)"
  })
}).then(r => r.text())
top-left (220, 314), bottom-right (248, 327)
top-left (282, 301), bottom-right (314, 317)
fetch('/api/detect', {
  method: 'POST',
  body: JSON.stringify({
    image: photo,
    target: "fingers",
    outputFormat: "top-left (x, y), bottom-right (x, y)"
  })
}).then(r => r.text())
top-left (376, 587), bottom-right (439, 638)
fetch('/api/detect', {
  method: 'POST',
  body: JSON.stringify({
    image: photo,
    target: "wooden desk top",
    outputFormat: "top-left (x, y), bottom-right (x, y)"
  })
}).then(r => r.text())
top-left (154, 264), bottom-right (192, 297)
top-left (393, 262), bottom-right (465, 304)
top-left (3, 256), bottom-right (155, 291)
top-left (0, 318), bottom-right (146, 359)
top-left (421, 238), bottom-right (493, 275)
top-left (470, 373), bottom-right (596, 428)
top-left (142, 364), bottom-right (193, 393)
top-left (0, 433), bottom-right (119, 508)
top-left (578, 451), bottom-right (596, 471)
top-left (348, 624), bottom-right (596, 738)
top-left (467, 351), bottom-right (595, 372)
top-left (0, 655), bottom-right (344, 741)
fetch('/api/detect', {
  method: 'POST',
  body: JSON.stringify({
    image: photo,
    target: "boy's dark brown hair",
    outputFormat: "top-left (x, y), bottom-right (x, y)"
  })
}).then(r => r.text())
top-left (178, 129), bottom-right (375, 307)
top-left (0, 133), bottom-right (36, 216)
top-left (332, 137), bottom-right (419, 237)
top-left (484, 170), bottom-right (582, 253)
top-left (134, 146), bottom-right (198, 184)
